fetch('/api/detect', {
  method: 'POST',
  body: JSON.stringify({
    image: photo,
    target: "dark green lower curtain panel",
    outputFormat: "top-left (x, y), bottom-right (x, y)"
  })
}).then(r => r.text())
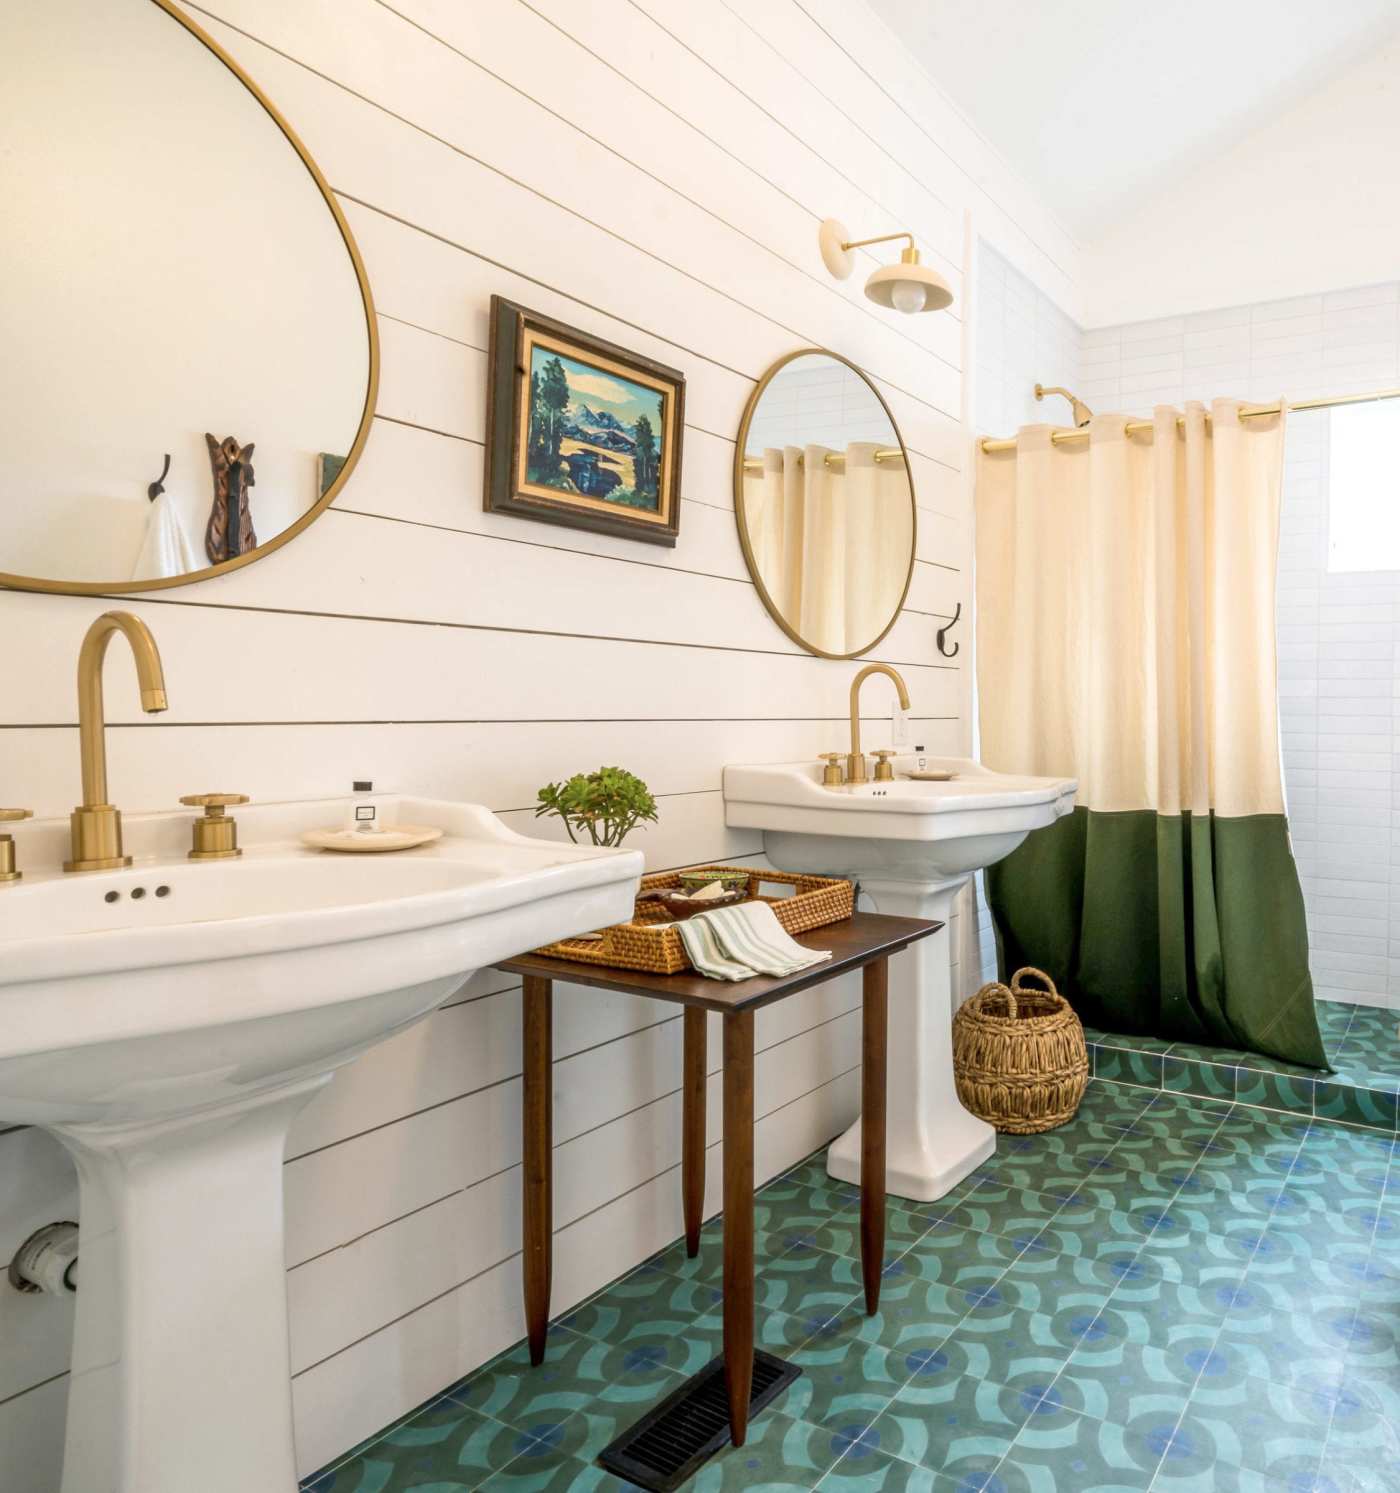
top-left (986, 806), bottom-right (1327, 1070)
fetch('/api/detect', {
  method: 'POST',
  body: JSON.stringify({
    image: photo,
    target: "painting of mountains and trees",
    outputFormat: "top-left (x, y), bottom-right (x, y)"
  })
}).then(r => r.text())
top-left (485, 296), bottom-right (685, 547)
top-left (527, 348), bottom-right (660, 510)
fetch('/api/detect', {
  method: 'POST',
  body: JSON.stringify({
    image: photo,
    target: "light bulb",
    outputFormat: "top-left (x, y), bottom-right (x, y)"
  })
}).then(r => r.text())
top-left (890, 281), bottom-right (927, 314)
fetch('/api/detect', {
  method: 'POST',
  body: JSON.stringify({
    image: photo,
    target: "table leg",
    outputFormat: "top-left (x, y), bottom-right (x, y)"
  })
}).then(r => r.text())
top-left (683, 1007), bottom-right (707, 1257)
top-left (861, 957), bottom-right (889, 1315)
top-left (722, 1009), bottom-right (755, 1445)
top-left (522, 975), bottom-right (553, 1366)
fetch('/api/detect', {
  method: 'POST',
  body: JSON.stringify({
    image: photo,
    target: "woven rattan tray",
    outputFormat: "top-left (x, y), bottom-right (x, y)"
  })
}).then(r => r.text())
top-left (533, 866), bottom-right (854, 975)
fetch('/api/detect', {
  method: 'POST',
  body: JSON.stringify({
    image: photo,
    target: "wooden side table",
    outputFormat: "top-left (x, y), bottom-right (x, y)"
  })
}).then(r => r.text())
top-left (498, 910), bottom-right (942, 1447)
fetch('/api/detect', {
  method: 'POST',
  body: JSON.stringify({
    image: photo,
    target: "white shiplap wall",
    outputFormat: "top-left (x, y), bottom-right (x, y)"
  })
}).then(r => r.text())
top-left (0, 2), bottom-right (1080, 1484)
top-left (1082, 283), bottom-right (1400, 1012)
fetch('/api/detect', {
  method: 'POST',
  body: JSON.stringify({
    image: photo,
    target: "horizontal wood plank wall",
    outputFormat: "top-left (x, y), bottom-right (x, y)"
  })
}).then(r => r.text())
top-left (0, 1), bottom-right (1078, 1483)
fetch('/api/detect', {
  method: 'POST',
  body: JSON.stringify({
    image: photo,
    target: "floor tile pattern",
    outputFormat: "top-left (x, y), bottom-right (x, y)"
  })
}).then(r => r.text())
top-left (304, 1083), bottom-right (1400, 1492)
top-left (1087, 999), bottom-right (1400, 1133)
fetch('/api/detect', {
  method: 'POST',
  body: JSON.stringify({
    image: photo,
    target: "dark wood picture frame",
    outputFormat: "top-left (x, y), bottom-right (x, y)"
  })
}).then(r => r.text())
top-left (484, 296), bottom-right (685, 548)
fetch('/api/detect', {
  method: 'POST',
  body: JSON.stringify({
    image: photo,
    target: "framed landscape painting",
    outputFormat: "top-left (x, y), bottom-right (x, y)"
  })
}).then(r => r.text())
top-left (484, 296), bottom-right (685, 546)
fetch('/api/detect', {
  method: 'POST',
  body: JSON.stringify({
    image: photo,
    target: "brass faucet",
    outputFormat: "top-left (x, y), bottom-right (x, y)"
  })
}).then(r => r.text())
top-left (66, 612), bottom-right (168, 873)
top-left (848, 664), bottom-right (910, 784)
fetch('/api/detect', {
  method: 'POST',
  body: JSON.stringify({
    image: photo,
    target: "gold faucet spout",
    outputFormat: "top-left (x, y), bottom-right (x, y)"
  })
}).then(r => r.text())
top-left (848, 664), bottom-right (911, 784)
top-left (67, 611), bottom-right (168, 872)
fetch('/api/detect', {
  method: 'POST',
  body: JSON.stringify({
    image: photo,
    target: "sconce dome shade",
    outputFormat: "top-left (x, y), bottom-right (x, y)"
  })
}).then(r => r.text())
top-left (864, 259), bottom-right (953, 314)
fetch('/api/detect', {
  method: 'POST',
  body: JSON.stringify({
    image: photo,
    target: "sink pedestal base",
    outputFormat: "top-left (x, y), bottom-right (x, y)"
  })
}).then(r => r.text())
top-left (825, 877), bottom-right (995, 1203)
top-left (50, 1076), bottom-right (329, 1493)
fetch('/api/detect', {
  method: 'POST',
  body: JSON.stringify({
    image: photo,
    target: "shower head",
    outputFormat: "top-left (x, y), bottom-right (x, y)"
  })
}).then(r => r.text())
top-left (1035, 383), bottom-right (1093, 427)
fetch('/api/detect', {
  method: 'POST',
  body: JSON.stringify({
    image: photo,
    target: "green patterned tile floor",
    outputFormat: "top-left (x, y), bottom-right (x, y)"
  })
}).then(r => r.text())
top-left (1086, 999), bottom-right (1400, 1133)
top-left (303, 1086), bottom-right (1400, 1492)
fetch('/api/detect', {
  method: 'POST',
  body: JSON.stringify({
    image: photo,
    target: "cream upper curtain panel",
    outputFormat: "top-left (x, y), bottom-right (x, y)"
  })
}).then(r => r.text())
top-left (975, 400), bottom-right (1288, 818)
top-left (744, 442), bottom-right (911, 656)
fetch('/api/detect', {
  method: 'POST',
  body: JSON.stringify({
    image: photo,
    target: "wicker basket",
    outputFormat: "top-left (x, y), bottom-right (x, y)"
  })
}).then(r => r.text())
top-left (952, 967), bottom-right (1088, 1134)
top-left (533, 866), bottom-right (854, 976)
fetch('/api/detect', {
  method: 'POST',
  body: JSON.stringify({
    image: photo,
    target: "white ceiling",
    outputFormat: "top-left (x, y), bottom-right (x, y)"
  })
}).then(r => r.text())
top-left (869, 0), bottom-right (1400, 241)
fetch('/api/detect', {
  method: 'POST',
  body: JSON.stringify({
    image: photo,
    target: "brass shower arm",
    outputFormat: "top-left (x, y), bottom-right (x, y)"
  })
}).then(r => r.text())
top-left (1035, 383), bottom-right (1094, 427)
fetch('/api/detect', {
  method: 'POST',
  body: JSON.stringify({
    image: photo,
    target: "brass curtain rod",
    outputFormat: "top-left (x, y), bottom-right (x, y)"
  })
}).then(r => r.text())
top-left (979, 384), bottom-right (1400, 454)
top-left (741, 448), bottom-right (904, 471)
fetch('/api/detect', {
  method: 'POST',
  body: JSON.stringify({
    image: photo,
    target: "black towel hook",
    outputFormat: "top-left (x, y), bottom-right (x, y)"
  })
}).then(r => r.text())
top-left (147, 453), bottom-right (172, 502)
top-left (936, 601), bottom-right (961, 658)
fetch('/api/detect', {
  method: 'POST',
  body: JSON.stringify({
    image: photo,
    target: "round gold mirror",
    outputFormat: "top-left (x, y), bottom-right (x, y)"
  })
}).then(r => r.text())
top-left (734, 349), bottom-right (916, 659)
top-left (0, 0), bottom-right (377, 595)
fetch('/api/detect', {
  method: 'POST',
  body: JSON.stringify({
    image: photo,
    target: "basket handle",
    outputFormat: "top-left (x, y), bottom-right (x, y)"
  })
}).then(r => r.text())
top-left (975, 979), bottom-right (1017, 1019)
top-left (1010, 966), bottom-right (1064, 1013)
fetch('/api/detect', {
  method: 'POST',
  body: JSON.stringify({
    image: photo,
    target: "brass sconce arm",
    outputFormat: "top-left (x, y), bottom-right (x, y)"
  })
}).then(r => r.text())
top-left (837, 229), bottom-right (917, 256)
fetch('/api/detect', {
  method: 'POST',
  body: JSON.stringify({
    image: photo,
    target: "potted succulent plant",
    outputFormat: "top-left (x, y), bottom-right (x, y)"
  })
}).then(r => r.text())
top-left (534, 766), bottom-right (659, 848)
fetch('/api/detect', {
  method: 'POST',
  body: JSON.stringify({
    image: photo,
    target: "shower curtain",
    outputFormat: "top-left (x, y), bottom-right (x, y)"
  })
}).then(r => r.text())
top-left (745, 442), bottom-right (910, 655)
top-left (975, 401), bottom-right (1326, 1069)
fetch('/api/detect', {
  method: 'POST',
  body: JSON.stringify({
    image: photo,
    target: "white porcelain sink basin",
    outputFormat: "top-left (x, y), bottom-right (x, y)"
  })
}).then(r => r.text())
top-left (725, 754), bottom-right (1075, 1203)
top-left (725, 755), bottom-right (1076, 882)
top-left (0, 795), bottom-right (641, 1493)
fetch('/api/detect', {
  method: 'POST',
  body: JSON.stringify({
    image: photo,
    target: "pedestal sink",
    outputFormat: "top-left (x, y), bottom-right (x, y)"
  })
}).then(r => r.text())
top-left (0, 796), bottom-right (641, 1493)
top-left (724, 755), bottom-right (1075, 1202)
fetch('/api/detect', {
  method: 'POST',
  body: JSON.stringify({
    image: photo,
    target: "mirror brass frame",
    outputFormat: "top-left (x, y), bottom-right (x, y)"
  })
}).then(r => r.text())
top-left (733, 348), bottom-right (917, 660)
top-left (0, 0), bottom-right (380, 598)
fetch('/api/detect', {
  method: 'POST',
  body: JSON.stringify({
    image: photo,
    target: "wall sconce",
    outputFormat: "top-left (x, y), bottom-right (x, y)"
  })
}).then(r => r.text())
top-left (819, 219), bottom-right (953, 315)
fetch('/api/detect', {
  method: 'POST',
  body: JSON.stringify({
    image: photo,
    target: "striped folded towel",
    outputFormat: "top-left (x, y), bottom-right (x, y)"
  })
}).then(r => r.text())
top-left (677, 900), bottom-right (832, 982)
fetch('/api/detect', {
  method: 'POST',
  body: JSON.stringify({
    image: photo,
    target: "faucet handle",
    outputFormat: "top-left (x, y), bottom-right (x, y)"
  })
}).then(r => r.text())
top-left (0, 809), bottom-right (32, 884)
top-left (180, 794), bottom-right (248, 861)
top-left (818, 752), bottom-right (845, 787)
top-left (873, 750), bottom-right (897, 782)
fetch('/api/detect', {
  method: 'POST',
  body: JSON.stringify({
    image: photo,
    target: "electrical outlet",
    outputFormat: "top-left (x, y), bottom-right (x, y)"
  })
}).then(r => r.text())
top-left (892, 702), bottom-right (911, 746)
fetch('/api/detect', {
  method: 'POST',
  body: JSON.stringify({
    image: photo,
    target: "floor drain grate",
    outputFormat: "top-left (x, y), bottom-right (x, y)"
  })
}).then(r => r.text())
top-left (597, 1350), bottom-right (800, 1492)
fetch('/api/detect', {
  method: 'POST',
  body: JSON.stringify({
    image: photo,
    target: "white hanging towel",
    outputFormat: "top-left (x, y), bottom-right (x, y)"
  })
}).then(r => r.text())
top-left (131, 492), bottom-right (199, 581)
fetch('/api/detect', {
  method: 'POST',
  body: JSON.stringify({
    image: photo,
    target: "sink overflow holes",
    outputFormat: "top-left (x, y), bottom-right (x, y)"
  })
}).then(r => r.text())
top-left (103, 885), bottom-right (172, 904)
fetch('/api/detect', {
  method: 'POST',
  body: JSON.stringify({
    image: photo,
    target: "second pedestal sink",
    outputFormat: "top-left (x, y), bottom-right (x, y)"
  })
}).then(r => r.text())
top-left (0, 796), bottom-right (642, 1493)
top-left (725, 754), bottom-right (1076, 1202)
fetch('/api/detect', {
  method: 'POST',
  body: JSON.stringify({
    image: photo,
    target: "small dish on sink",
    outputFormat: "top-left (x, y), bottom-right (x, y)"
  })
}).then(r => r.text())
top-left (301, 825), bottom-right (444, 852)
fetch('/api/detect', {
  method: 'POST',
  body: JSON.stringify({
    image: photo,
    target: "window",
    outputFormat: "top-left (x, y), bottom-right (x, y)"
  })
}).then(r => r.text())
top-left (1326, 399), bottom-right (1400, 572)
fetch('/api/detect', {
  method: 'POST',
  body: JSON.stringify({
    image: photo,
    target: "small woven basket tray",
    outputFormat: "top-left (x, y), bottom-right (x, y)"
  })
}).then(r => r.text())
top-left (534, 866), bottom-right (854, 975)
top-left (952, 966), bottom-right (1089, 1134)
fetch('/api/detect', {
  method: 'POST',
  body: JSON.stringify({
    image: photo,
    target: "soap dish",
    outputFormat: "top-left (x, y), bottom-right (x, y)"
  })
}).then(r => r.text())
top-left (905, 770), bottom-right (958, 781)
top-left (301, 826), bottom-right (443, 853)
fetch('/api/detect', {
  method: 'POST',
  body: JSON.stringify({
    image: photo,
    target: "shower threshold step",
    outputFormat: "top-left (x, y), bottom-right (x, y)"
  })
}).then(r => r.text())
top-left (1084, 998), bottom-right (1399, 1133)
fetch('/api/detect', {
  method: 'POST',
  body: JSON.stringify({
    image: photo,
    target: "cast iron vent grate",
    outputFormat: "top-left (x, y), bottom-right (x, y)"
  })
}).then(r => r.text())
top-left (597, 1350), bottom-right (800, 1492)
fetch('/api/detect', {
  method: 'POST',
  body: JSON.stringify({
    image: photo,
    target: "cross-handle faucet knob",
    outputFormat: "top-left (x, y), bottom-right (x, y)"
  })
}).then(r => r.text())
top-left (872, 750), bottom-right (897, 782)
top-left (818, 752), bottom-right (846, 787)
top-left (180, 794), bottom-right (249, 861)
top-left (0, 809), bottom-right (33, 884)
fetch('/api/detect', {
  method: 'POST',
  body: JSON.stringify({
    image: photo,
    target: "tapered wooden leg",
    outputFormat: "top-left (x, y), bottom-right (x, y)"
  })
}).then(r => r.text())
top-left (861, 958), bottom-right (889, 1315)
top-left (683, 1007), bottom-right (707, 1257)
top-left (522, 976), bottom-right (553, 1366)
top-left (722, 1009), bottom-right (755, 1445)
